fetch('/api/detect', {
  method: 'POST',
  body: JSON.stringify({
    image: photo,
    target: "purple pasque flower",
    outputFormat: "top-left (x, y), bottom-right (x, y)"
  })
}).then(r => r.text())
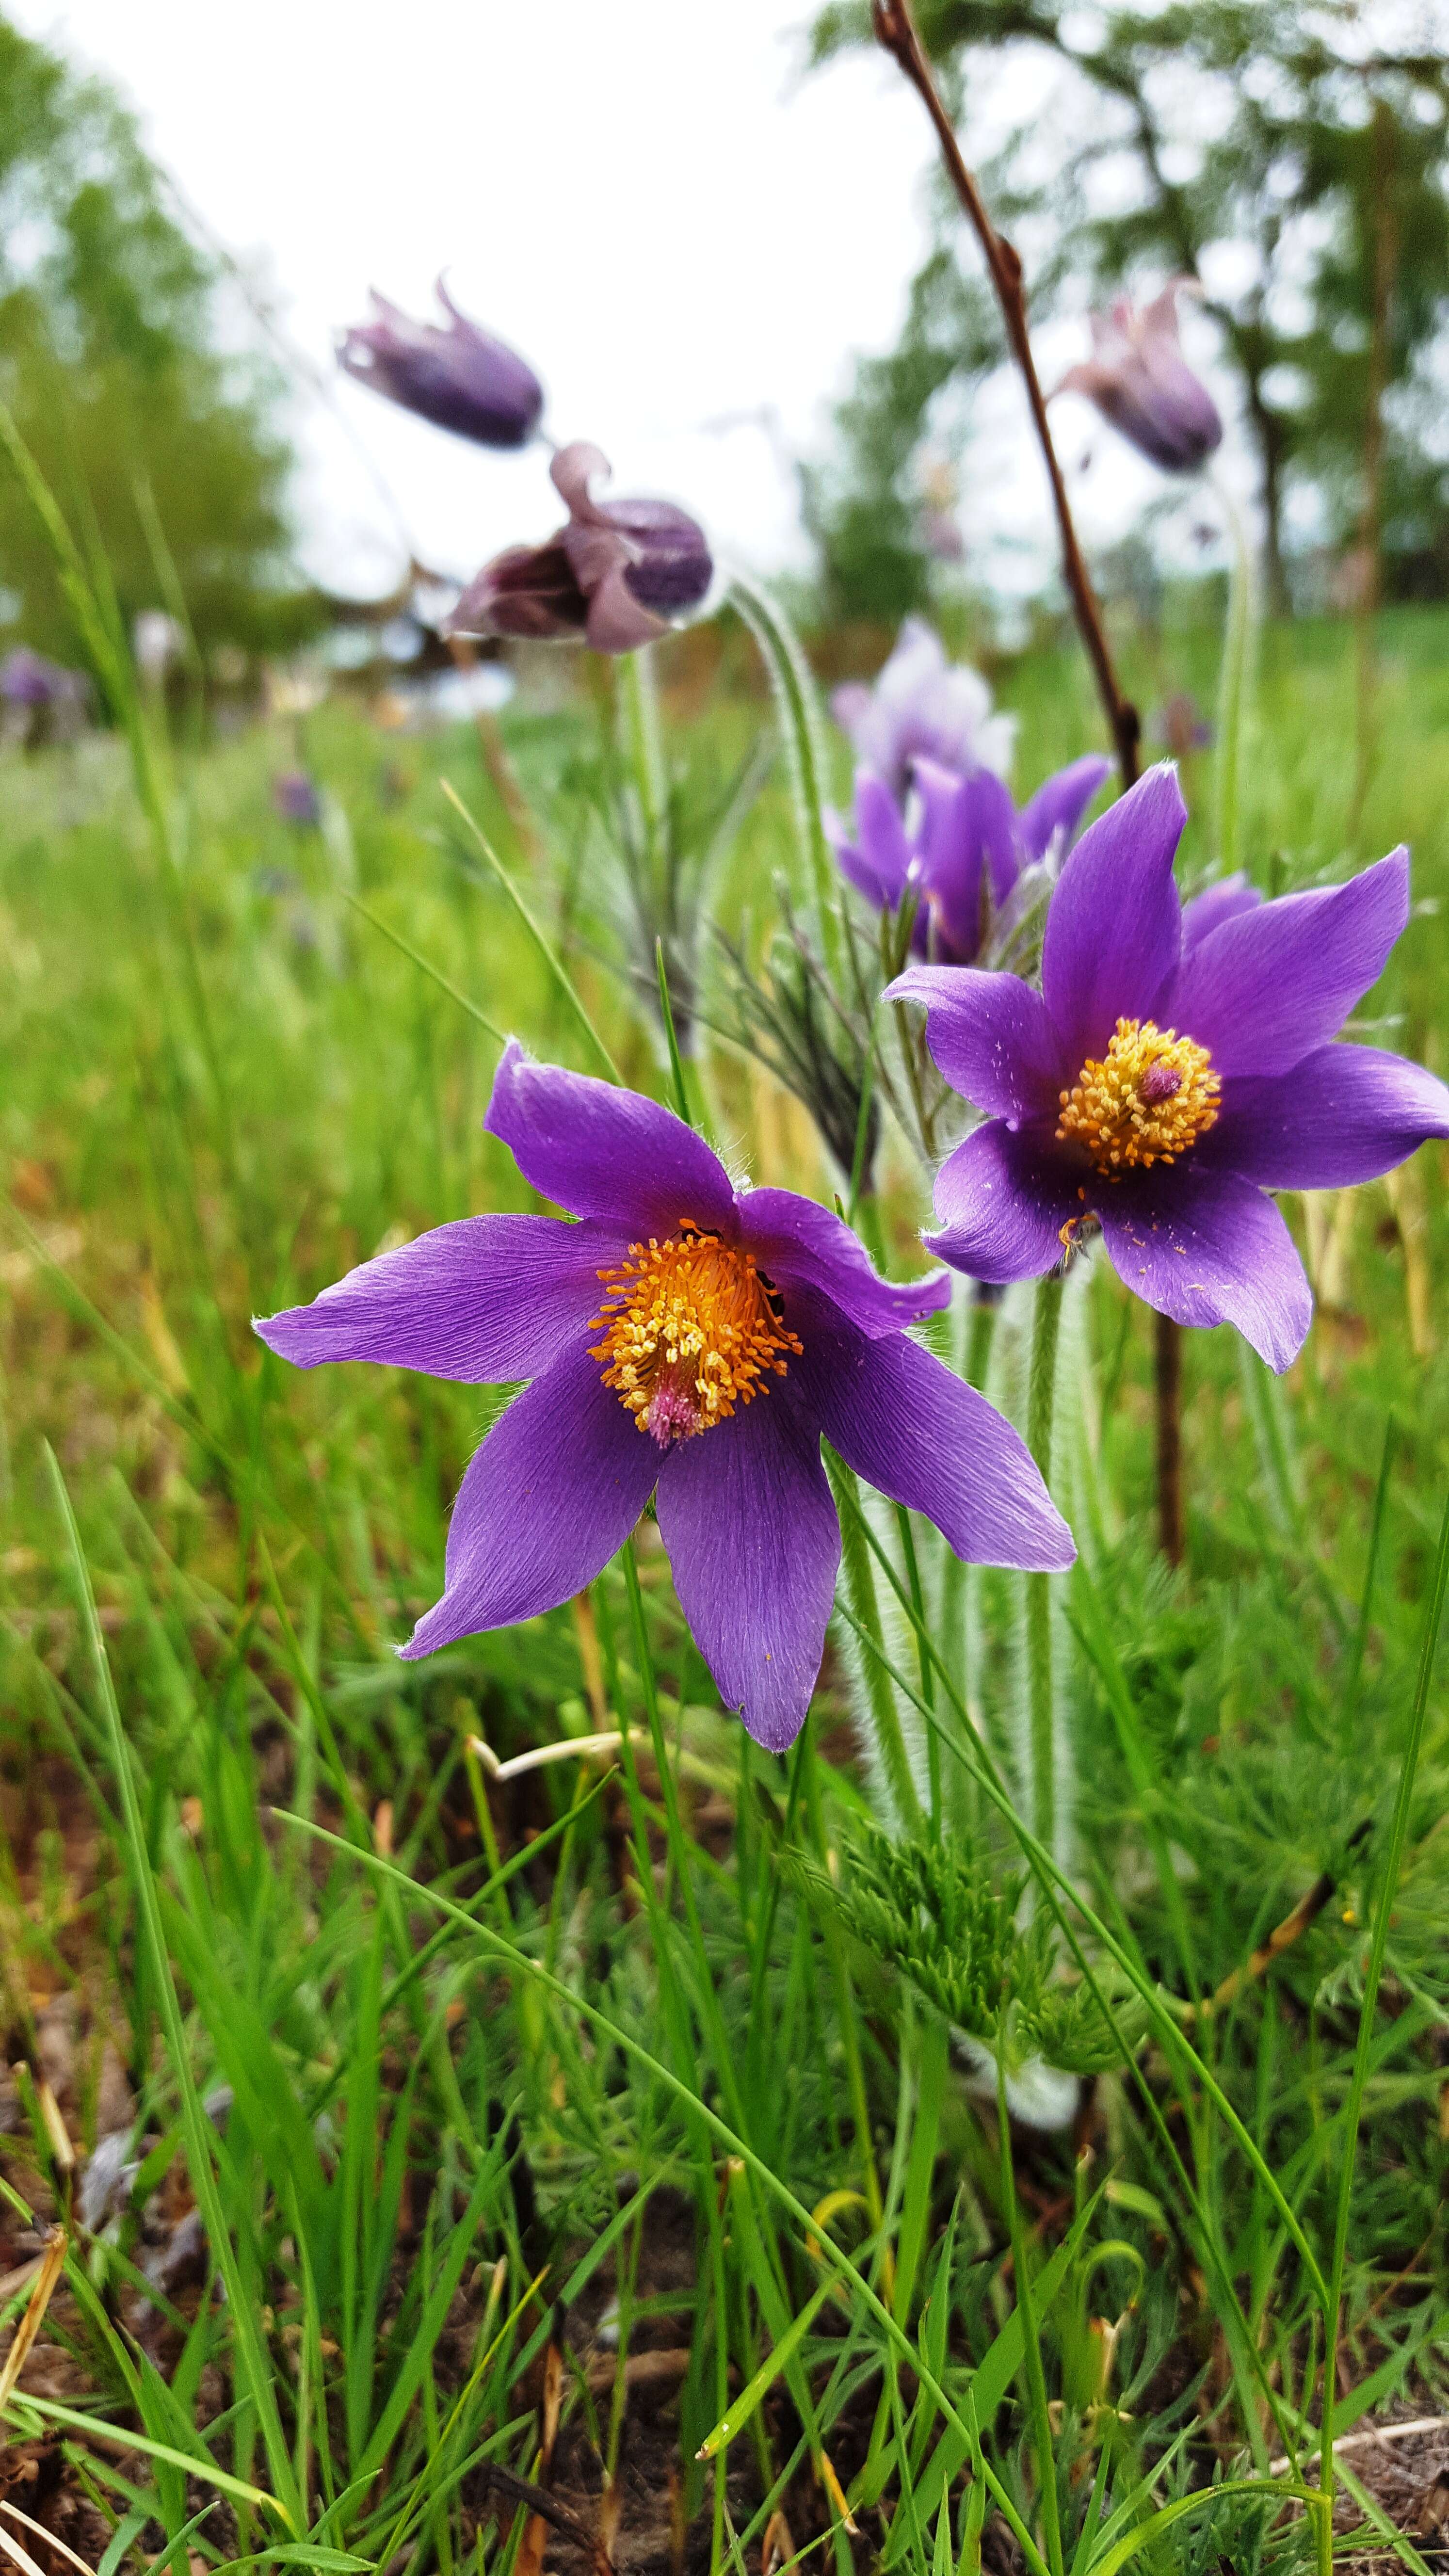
top-left (887, 765), bottom-right (1449, 1373)
top-left (831, 619), bottom-right (1016, 805)
top-left (1, 646), bottom-right (73, 708)
top-left (827, 753), bottom-right (1110, 966)
top-left (340, 282), bottom-right (544, 450)
top-left (1059, 282), bottom-right (1222, 473)
top-left (255, 1044), bottom-right (1072, 1749)
top-left (273, 769), bottom-right (322, 828)
top-left (447, 442), bottom-right (712, 654)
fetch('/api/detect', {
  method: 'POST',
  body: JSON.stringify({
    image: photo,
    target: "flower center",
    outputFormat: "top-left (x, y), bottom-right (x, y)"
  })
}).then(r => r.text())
top-left (589, 1224), bottom-right (802, 1448)
top-left (1056, 1017), bottom-right (1220, 1175)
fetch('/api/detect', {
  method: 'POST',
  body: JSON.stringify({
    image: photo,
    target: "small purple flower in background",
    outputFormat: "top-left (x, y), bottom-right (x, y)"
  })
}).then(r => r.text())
top-left (0, 647), bottom-right (88, 741)
top-left (447, 443), bottom-right (713, 654)
top-left (255, 1045), bottom-right (1071, 1748)
top-left (1, 646), bottom-right (65, 708)
top-left (1059, 283), bottom-right (1222, 474)
top-left (827, 752), bottom-right (1109, 965)
top-left (340, 282), bottom-right (544, 450)
top-left (273, 770), bottom-right (322, 828)
top-left (1153, 692), bottom-right (1214, 757)
top-left (831, 620), bottom-right (1016, 805)
top-left (888, 765), bottom-right (1449, 1371)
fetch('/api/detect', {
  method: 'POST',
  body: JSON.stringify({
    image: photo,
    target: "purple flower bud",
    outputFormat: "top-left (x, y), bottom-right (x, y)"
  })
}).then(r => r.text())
top-left (447, 442), bottom-right (713, 655)
top-left (1059, 282), bottom-right (1222, 474)
top-left (273, 769), bottom-right (322, 828)
top-left (340, 281), bottom-right (544, 451)
top-left (1153, 691), bottom-right (1214, 757)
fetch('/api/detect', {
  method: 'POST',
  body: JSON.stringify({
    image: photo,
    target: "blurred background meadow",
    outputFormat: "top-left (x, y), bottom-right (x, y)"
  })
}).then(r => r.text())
top-left (4, 6), bottom-right (1449, 2575)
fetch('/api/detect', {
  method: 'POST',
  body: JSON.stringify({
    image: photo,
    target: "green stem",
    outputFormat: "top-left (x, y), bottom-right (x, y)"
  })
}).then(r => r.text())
top-left (1026, 1270), bottom-right (1065, 1859)
top-left (826, 1452), bottom-right (924, 1835)
top-left (996, 2050), bottom-right (1064, 2576)
top-left (1319, 1481), bottom-right (1449, 2568)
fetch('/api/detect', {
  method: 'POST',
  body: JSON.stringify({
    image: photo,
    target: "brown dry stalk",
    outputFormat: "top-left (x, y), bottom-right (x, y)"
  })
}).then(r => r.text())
top-left (871, 0), bottom-right (1141, 793)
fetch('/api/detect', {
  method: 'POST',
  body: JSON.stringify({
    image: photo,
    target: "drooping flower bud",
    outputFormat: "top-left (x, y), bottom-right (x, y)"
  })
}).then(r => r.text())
top-left (1059, 282), bottom-right (1222, 474)
top-left (447, 442), bottom-right (712, 654)
top-left (340, 282), bottom-right (544, 451)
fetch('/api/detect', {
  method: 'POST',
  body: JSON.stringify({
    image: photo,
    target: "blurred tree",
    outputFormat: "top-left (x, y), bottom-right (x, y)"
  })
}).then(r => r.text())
top-left (0, 14), bottom-right (321, 679)
top-left (809, 2), bottom-right (1449, 613)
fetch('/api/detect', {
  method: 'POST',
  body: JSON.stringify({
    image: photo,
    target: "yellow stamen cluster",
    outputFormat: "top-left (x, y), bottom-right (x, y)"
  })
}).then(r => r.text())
top-left (590, 1223), bottom-right (801, 1447)
top-left (1056, 1016), bottom-right (1220, 1175)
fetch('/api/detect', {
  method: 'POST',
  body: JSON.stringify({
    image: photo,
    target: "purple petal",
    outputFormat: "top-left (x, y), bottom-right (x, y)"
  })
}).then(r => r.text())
top-left (887, 966), bottom-right (1064, 1123)
top-left (926, 1121), bottom-right (1081, 1284)
top-left (485, 1043), bottom-right (735, 1234)
top-left (1169, 849), bottom-right (1410, 1078)
top-left (828, 820), bottom-right (901, 914)
top-left (738, 1189), bottom-right (950, 1337)
top-left (1095, 1165), bottom-right (1311, 1371)
top-left (803, 1320), bottom-right (1074, 1572)
top-left (1017, 754), bottom-right (1111, 864)
top-left (401, 1346), bottom-right (660, 1655)
top-left (1041, 765), bottom-right (1186, 1069)
top-left (655, 1389), bottom-right (839, 1752)
top-left (913, 761), bottom-right (1019, 958)
top-left (852, 771), bottom-right (914, 904)
top-left (1180, 871), bottom-right (1262, 953)
top-left (1199, 1043), bottom-right (1449, 1188)
top-left (255, 1213), bottom-right (624, 1383)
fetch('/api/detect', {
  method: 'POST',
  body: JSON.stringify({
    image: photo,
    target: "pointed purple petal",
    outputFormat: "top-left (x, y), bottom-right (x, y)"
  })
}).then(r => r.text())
top-left (655, 1391), bottom-right (839, 1752)
top-left (852, 772), bottom-right (913, 902)
top-left (1095, 1165), bottom-right (1311, 1372)
top-left (887, 967), bottom-right (1064, 1123)
top-left (1041, 765), bottom-right (1186, 1067)
top-left (803, 1320), bottom-right (1074, 1571)
top-left (254, 1214), bottom-right (624, 1383)
top-left (737, 1190), bottom-right (950, 1337)
top-left (1199, 1043), bottom-right (1449, 1188)
top-left (485, 1043), bottom-right (735, 1233)
top-left (1169, 849), bottom-right (1409, 1077)
top-left (1180, 871), bottom-right (1262, 953)
top-left (1017, 754), bottom-right (1111, 863)
top-left (401, 1347), bottom-right (660, 1656)
top-left (913, 762), bottom-right (1019, 956)
top-left (925, 1121), bottom-right (1081, 1284)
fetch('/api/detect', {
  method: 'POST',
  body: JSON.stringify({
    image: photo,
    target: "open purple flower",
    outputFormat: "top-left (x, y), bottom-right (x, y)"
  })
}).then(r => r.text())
top-left (255, 1046), bottom-right (1071, 1748)
top-left (1059, 283), bottom-right (1222, 474)
top-left (831, 620), bottom-right (1016, 805)
top-left (888, 766), bottom-right (1449, 1372)
top-left (827, 753), bottom-right (1109, 965)
top-left (340, 283), bottom-right (544, 450)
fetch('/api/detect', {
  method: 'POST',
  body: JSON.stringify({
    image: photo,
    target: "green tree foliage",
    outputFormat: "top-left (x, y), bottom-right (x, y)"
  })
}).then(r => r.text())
top-left (0, 14), bottom-right (319, 676)
top-left (809, 2), bottom-right (1449, 612)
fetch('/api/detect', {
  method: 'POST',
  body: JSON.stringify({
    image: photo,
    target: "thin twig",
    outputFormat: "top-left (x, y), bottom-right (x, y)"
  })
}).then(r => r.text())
top-left (872, 0), bottom-right (1140, 792)
top-left (1189, 1822), bottom-right (1371, 2022)
top-left (1270, 2417), bottom-right (1449, 2480)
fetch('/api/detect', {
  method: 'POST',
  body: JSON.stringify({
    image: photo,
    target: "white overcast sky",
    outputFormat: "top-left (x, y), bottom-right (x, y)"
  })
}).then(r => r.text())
top-left (12, 0), bottom-right (1194, 599)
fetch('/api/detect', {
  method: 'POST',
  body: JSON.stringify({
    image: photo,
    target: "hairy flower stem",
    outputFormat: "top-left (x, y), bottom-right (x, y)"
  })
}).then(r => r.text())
top-left (872, 0), bottom-right (1140, 797)
top-left (1026, 1271), bottom-right (1065, 1858)
top-left (1155, 1309), bottom-right (1184, 1565)
top-left (827, 1452), bottom-right (925, 1835)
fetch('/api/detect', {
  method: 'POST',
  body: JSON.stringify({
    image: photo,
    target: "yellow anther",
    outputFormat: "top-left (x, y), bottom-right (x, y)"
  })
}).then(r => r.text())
top-left (1056, 1016), bottom-right (1220, 1176)
top-left (589, 1224), bottom-right (801, 1448)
